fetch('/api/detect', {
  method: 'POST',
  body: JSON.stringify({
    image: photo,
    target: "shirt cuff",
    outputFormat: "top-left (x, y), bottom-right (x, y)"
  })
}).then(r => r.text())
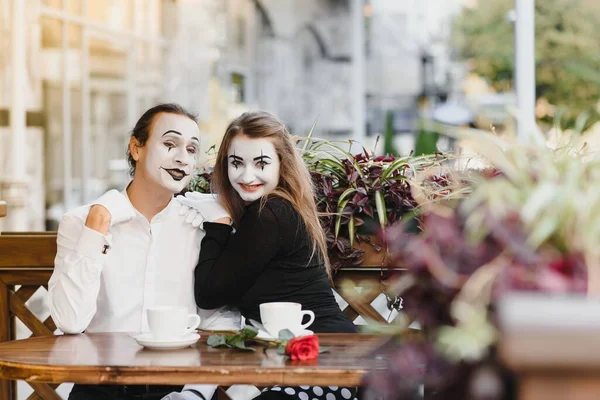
top-left (74, 226), bottom-right (112, 262)
top-left (197, 306), bottom-right (242, 331)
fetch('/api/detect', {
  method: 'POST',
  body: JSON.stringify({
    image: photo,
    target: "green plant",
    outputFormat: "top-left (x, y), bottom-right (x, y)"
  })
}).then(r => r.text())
top-left (301, 136), bottom-right (444, 270)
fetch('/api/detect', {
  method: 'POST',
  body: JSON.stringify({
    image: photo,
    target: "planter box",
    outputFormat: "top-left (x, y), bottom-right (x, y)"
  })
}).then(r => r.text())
top-left (353, 235), bottom-right (390, 268)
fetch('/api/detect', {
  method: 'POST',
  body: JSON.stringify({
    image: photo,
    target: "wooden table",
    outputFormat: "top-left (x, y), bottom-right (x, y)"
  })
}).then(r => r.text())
top-left (0, 332), bottom-right (388, 387)
top-left (500, 330), bottom-right (600, 400)
top-left (0, 233), bottom-right (397, 399)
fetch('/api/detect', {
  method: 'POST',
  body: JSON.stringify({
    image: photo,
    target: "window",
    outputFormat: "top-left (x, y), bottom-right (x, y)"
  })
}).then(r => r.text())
top-left (37, 0), bottom-right (171, 214)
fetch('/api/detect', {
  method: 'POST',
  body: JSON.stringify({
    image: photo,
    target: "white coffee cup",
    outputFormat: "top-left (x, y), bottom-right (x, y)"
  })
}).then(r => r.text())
top-left (259, 302), bottom-right (315, 338)
top-left (147, 306), bottom-right (201, 340)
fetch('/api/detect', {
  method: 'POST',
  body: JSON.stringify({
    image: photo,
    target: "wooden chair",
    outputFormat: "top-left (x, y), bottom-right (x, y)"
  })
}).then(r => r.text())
top-left (0, 234), bottom-right (58, 399)
top-left (334, 268), bottom-right (402, 325)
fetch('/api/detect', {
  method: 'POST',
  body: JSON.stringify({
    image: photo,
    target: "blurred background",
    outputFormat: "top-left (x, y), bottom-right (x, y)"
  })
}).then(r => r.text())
top-left (0, 2), bottom-right (599, 399)
top-left (0, 0), bottom-right (599, 232)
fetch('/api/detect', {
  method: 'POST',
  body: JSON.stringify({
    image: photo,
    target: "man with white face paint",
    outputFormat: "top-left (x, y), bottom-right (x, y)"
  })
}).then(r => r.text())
top-left (140, 113), bottom-right (197, 193)
top-left (48, 104), bottom-right (241, 400)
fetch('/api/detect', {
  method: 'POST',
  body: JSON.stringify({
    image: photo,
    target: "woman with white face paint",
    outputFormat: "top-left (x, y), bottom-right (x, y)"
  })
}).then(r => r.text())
top-left (192, 111), bottom-right (359, 400)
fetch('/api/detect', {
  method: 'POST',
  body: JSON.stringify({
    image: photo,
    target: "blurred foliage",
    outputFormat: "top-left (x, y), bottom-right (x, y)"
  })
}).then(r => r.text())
top-left (414, 120), bottom-right (441, 156)
top-left (383, 111), bottom-right (399, 156)
top-left (187, 167), bottom-right (213, 193)
top-left (362, 122), bottom-right (598, 399)
top-left (453, 0), bottom-right (600, 129)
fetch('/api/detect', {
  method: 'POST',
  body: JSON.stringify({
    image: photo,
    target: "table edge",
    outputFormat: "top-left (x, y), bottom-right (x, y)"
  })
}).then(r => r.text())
top-left (0, 358), bottom-right (368, 386)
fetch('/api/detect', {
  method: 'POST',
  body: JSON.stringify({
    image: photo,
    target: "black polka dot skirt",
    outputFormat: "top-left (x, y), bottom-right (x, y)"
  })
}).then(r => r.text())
top-left (260, 385), bottom-right (359, 400)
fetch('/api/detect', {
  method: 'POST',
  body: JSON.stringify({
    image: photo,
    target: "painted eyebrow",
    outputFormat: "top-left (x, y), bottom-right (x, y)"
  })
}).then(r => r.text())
top-left (162, 130), bottom-right (200, 143)
top-left (162, 130), bottom-right (182, 137)
top-left (229, 155), bottom-right (243, 161)
top-left (253, 155), bottom-right (272, 162)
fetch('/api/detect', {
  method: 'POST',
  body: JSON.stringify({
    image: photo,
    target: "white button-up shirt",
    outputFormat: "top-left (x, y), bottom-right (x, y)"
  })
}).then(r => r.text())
top-left (48, 190), bottom-right (241, 334)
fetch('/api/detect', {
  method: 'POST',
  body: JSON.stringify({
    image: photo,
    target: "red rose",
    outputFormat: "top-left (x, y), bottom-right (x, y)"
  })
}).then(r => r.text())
top-left (285, 335), bottom-right (320, 361)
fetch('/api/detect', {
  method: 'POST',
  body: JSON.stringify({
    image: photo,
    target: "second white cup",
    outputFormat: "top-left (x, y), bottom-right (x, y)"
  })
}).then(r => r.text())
top-left (147, 306), bottom-right (201, 340)
top-left (259, 302), bottom-right (315, 338)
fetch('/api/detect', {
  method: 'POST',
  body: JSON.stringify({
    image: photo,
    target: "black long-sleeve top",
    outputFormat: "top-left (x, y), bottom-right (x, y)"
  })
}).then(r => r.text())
top-left (195, 196), bottom-right (357, 333)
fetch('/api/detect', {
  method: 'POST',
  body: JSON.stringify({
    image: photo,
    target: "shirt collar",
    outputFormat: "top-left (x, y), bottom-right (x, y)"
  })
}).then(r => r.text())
top-left (121, 181), bottom-right (176, 223)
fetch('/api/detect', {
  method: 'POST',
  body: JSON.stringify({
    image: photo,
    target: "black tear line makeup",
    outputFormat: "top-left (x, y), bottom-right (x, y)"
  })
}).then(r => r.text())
top-left (229, 152), bottom-right (243, 169)
top-left (254, 150), bottom-right (272, 170)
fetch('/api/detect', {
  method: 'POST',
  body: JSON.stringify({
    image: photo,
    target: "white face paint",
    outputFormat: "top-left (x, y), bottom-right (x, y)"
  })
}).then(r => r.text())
top-left (227, 135), bottom-right (280, 202)
top-left (138, 113), bottom-right (200, 193)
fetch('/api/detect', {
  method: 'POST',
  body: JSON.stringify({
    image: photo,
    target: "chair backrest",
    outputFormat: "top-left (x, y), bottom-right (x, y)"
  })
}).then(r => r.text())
top-left (0, 234), bottom-right (57, 268)
top-left (0, 233), bottom-right (57, 400)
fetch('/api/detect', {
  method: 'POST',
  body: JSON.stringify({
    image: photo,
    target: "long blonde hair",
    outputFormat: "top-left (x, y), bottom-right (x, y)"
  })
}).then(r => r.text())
top-left (213, 111), bottom-right (331, 280)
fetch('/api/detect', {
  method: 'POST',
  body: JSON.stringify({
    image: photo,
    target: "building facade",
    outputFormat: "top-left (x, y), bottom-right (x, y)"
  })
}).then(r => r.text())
top-left (0, 0), bottom-right (459, 231)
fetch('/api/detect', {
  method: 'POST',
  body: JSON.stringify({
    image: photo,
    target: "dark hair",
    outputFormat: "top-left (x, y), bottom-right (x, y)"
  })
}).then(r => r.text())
top-left (126, 103), bottom-right (197, 177)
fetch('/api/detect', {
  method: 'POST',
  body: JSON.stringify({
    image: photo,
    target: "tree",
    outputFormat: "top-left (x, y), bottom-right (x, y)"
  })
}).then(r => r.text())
top-left (453, 0), bottom-right (600, 129)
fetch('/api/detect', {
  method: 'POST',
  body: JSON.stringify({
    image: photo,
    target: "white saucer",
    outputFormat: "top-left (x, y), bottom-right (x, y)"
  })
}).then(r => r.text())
top-left (134, 333), bottom-right (200, 350)
top-left (255, 329), bottom-right (314, 341)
